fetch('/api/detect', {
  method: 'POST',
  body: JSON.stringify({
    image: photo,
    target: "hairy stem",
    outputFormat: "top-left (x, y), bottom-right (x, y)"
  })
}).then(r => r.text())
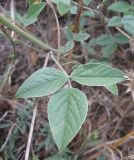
top-left (0, 15), bottom-right (57, 52)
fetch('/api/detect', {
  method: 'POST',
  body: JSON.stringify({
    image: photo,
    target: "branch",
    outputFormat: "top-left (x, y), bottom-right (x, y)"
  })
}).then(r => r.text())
top-left (0, 15), bottom-right (57, 52)
top-left (24, 99), bottom-right (38, 160)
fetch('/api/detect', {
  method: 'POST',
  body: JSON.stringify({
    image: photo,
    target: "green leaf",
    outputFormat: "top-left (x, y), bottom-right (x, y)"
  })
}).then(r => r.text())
top-left (74, 32), bottom-right (90, 42)
top-left (105, 84), bottom-right (118, 95)
top-left (61, 40), bottom-right (74, 53)
top-left (113, 33), bottom-right (129, 44)
top-left (95, 34), bottom-right (113, 46)
top-left (24, 2), bottom-right (46, 26)
top-left (70, 63), bottom-right (125, 86)
top-left (97, 156), bottom-right (106, 160)
top-left (57, 0), bottom-right (71, 16)
top-left (108, 16), bottom-right (122, 27)
top-left (0, 123), bottom-right (11, 129)
top-left (52, 0), bottom-right (70, 6)
top-left (15, 12), bottom-right (26, 25)
top-left (108, 1), bottom-right (131, 12)
top-left (83, 11), bottom-right (95, 18)
top-left (65, 28), bottom-right (74, 40)
top-left (124, 11), bottom-right (134, 16)
top-left (70, 5), bottom-right (77, 14)
top-left (87, 47), bottom-right (96, 55)
top-left (83, 43), bottom-right (96, 55)
top-left (48, 88), bottom-right (88, 151)
top-left (83, 0), bottom-right (93, 6)
top-left (16, 67), bottom-right (68, 98)
top-left (122, 15), bottom-right (134, 35)
top-left (65, 40), bottom-right (74, 52)
top-left (102, 43), bottom-right (117, 58)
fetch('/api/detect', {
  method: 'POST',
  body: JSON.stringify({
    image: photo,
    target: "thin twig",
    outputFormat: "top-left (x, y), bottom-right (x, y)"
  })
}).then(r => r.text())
top-left (104, 145), bottom-right (116, 160)
top-left (115, 148), bottom-right (123, 160)
top-left (24, 52), bottom-right (50, 160)
top-left (0, 5), bottom-right (7, 15)
top-left (50, 51), bottom-right (69, 77)
top-left (84, 131), bottom-right (134, 155)
top-left (46, 0), bottom-right (61, 61)
top-left (72, 1), bottom-right (96, 13)
top-left (65, 0), bottom-right (83, 72)
top-left (50, 51), bottom-right (72, 87)
top-left (24, 99), bottom-right (38, 160)
top-left (43, 52), bottom-right (50, 68)
top-left (116, 27), bottom-right (132, 40)
top-left (0, 65), bottom-right (14, 93)
top-left (0, 111), bottom-right (9, 122)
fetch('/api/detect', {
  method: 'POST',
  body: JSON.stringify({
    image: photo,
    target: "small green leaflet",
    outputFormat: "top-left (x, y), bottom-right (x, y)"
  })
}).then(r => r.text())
top-left (16, 2), bottom-right (46, 26)
top-left (83, 11), bottom-right (95, 18)
top-left (95, 34), bottom-right (114, 46)
top-left (24, 2), bottom-right (46, 26)
top-left (65, 40), bottom-right (74, 52)
top-left (70, 5), bottom-right (77, 15)
top-left (70, 63), bottom-right (125, 86)
top-left (122, 16), bottom-right (134, 35)
top-left (108, 1), bottom-right (131, 12)
top-left (95, 32), bottom-right (129, 46)
top-left (113, 33), bottom-right (129, 44)
top-left (74, 32), bottom-right (90, 42)
top-left (61, 40), bottom-right (74, 53)
top-left (57, 1), bottom-right (70, 16)
top-left (108, 16), bottom-right (122, 27)
top-left (83, 0), bottom-right (93, 6)
top-left (16, 67), bottom-right (68, 98)
top-left (48, 88), bottom-right (88, 151)
top-left (97, 156), bottom-right (106, 160)
top-left (102, 43), bottom-right (117, 58)
top-left (82, 43), bottom-right (96, 55)
top-left (52, 0), bottom-right (71, 16)
top-left (105, 84), bottom-right (118, 95)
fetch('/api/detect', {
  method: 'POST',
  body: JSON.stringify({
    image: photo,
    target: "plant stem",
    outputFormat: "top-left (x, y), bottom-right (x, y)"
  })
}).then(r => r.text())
top-left (50, 52), bottom-right (68, 77)
top-left (0, 15), bottom-right (57, 52)
top-left (46, 0), bottom-right (61, 61)
top-left (50, 52), bottom-right (72, 88)
top-left (65, 0), bottom-right (83, 73)
top-left (116, 27), bottom-right (132, 40)
top-left (0, 65), bottom-right (14, 93)
top-left (24, 99), bottom-right (38, 160)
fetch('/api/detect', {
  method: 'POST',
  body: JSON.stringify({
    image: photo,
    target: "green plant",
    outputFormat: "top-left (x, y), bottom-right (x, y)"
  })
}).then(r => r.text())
top-left (0, 0), bottom-right (133, 154)
top-left (15, 52), bottom-right (125, 151)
